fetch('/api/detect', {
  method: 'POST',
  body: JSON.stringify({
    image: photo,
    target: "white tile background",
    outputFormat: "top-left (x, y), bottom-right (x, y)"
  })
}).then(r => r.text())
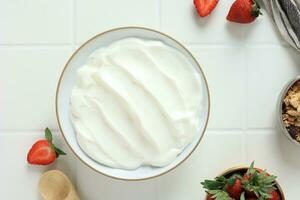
top-left (1, 0), bottom-right (300, 199)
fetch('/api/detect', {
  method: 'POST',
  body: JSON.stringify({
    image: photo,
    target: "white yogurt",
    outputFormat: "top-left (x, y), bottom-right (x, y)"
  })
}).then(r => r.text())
top-left (70, 38), bottom-right (203, 170)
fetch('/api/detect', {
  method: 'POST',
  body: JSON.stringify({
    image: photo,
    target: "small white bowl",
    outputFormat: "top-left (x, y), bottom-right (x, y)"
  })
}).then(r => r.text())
top-left (56, 27), bottom-right (210, 180)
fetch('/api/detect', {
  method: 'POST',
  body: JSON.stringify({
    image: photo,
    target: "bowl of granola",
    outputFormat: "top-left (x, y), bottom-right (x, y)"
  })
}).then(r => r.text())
top-left (278, 76), bottom-right (300, 146)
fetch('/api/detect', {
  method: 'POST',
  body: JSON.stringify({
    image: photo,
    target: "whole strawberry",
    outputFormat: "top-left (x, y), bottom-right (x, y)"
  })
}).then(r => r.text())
top-left (206, 195), bottom-right (215, 200)
top-left (201, 176), bottom-right (239, 200)
top-left (267, 190), bottom-right (281, 200)
top-left (27, 128), bottom-right (66, 165)
top-left (227, 0), bottom-right (262, 23)
top-left (242, 162), bottom-right (277, 199)
top-left (225, 178), bottom-right (242, 199)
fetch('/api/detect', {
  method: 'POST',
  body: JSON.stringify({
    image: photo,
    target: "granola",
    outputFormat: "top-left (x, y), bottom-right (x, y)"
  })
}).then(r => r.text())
top-left (282, 80), bottom-right (300, 142)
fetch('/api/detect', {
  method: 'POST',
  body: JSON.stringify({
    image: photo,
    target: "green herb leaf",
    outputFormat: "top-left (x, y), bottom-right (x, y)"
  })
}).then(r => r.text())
top-left (45, 127), bottom-right (52, 142)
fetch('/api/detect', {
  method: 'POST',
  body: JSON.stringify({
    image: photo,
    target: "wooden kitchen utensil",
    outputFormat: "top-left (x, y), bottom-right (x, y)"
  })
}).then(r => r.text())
top-left (39, 170), bottom-right (79, 200)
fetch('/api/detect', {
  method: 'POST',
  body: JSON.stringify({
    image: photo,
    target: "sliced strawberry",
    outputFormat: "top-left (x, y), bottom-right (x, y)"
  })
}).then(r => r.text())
top-left (27, 128), bottom-right (66, 165)
top-left (225, 178), bottom-right (243, 199)
top-left (226, 0), bottom-right (262, 23)
top-left (267, 190), bottom-right (281, 200)
top-left (194, 0), bottom-right (219, 17)
top-left (27, 140), bottom-right (56, 165)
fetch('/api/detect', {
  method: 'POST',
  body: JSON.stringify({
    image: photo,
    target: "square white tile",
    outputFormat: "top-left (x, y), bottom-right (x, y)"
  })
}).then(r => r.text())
top-left (161, 0), bottom-right (244, 44)
top-left (0, 131), bottom-right (76, 199)
top-left (76, 161), bottom-right (158, 200)
top-left (245, 129), bottom-right (300, 199)
top-left (0, 0), bottom-right (71, 44)
top-left (189, 47), bottom-right (245, 128)
top-left (157, 131), bottom-right (244, 200)
top-left (75, 0), bottom-right (159, 43)
top-left (243, 10), bottom-right (285, 44)
top-left (246, 46), bottom-right (300, 128)
top-left (0, 48), bottom-right (72, 129)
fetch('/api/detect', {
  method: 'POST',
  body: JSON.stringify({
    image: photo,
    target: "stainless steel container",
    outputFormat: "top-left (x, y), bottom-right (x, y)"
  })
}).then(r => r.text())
top-left (277, 75), bottom-right (300, 147)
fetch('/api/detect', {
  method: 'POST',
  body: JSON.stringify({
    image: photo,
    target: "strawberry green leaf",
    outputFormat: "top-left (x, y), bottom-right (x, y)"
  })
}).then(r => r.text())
top-left (246, 161), bottom-right (256, 176)
top-left (231, 174), bottom-right (243, 180)
top-left (201, 180), bottom-right (225, 190)
top-left (240, 192), bottom-right (245, 200)
top-left (216, 176), bottom-right (227, 182)
top-left (54, 146), bottom-right (67, 157)
top-left (251, 0), bottom-right (263, 17)
top-left (243, 161), bottom-right (277, 199)
top-left (227, 177), bottom-right (236, 186)
top-left (201, 176), bottom-right (228, 191)
top-left (45, 128), bottom-right (52, 142)
top-left (253, 0), bottom-right (260, 8)
top-left (208, 190), bottom-right (234, 200)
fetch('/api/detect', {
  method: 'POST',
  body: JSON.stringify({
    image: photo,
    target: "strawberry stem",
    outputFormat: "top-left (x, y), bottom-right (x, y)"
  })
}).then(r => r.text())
top-left (44, 128), bottom-right (67, 157)
top-left (251, 0), bottom-right (263, 17)
top-left (45, 127), bottom-right (53, 143)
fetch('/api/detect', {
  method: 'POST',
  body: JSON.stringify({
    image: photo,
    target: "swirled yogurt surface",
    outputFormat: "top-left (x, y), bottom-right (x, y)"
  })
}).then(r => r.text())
top-left (70, 38), bottom-right (203, 170)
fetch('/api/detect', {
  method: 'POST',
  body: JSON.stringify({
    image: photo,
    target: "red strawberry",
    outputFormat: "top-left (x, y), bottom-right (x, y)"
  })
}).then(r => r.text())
top-left (243, 168), bottom-right (267, 180)
top-left (226, 0), bottom-right (262, 23)
top-left (206, 195), bottom-right (215, 200)
top-left (243, 162), bottom-right (277, 199)
top-left (225, 178), bottom-right (243, 199)
top-left (243, 167), bottom-right (268, 197)
top-left (267, 190), bottom-right (281, 200)
top-left (194, 0), bottom-right (219, 17)
top-left (27, 128), bottom-right (66, 165)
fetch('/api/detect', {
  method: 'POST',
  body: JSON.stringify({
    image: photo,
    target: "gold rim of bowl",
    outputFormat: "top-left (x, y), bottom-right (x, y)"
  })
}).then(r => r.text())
top-left (55, 26), bottom-right (211, 181)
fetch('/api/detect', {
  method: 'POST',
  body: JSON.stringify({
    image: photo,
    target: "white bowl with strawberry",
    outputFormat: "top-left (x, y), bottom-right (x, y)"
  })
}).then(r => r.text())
top-left (202, 162), bottom-right (285, 200)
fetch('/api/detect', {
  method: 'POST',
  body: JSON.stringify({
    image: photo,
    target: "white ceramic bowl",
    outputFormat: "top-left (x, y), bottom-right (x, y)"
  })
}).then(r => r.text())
top-left (56, 27), bottom-right (210, 180)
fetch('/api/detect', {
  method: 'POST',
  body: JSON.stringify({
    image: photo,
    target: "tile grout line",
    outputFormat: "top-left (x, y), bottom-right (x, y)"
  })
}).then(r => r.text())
top-left (158, 0), bottom-right (162, 30)
top-left (242, 44), bottom-right (248, 163)
top-left (70, 0), bottom-right (78, 189)
top-left (0, 43), bottom-right (290, 49)
top-left (71, 0), bottom-right (77, 50)
top-left (0, 129), bottom-right (60, 134)
top-left (185, 43), bottom-right (290, 48)
top-left (0, 127), bottom-right (277, 134)
top-left (0, 44), bottom-right (71, 49)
